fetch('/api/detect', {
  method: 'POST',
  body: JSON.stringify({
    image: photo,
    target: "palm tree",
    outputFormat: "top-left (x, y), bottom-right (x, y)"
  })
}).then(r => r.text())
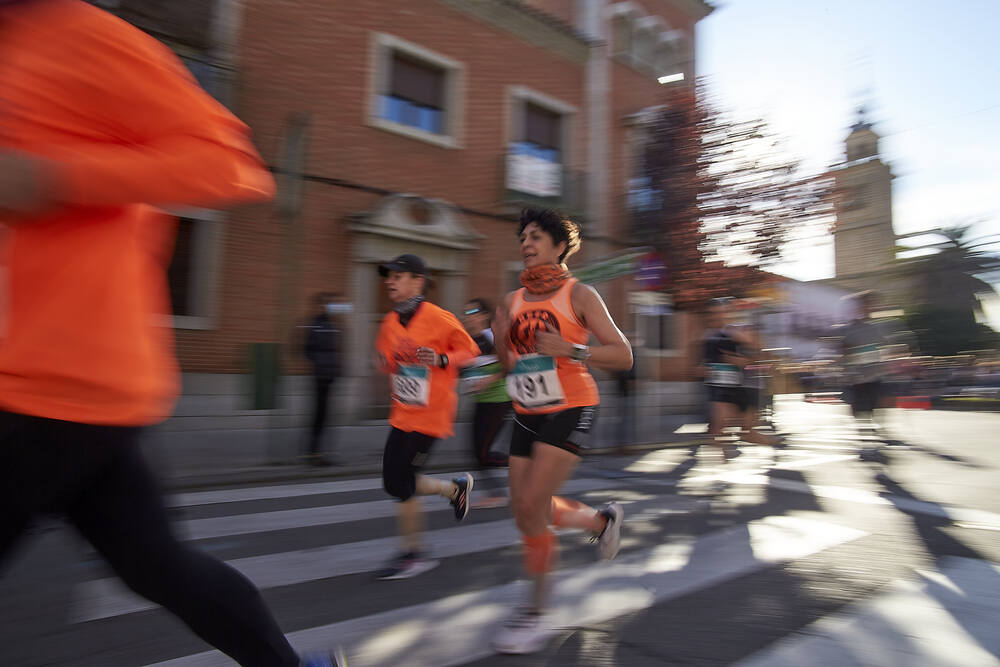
top-left (898, 224), bottom-right (1000, 355)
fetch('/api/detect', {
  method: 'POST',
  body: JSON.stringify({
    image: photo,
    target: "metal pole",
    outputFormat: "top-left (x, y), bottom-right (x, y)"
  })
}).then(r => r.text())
top-left (265, 112), bottom-right (310, 465)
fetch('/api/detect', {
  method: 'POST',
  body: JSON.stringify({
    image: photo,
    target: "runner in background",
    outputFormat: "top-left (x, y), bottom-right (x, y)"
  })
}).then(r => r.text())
top-left (702, 298), bottom-right (747, 460)
top-left (728, 319), bottom-right (782, 448)
top-left (833, 290), bottom-right (911, 461)
top-left (373, 254), bottom-right (480, 580)
top-left (702, 298), bottom-right (780, 461)
top-left (491, 208), bottom-right (633, 654)
top-left (459, 298), bottom-right (512, 508)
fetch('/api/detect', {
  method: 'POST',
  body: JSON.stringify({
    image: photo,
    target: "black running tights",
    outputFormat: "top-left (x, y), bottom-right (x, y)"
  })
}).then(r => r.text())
top-left (0, 411), bottom-right (300, 667)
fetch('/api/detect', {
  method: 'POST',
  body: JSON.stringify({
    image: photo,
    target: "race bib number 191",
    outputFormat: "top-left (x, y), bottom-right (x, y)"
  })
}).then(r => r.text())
top-left (507, 355), bottom-right (565, 410)
top-left (392, 364), bottom-right (430, 406)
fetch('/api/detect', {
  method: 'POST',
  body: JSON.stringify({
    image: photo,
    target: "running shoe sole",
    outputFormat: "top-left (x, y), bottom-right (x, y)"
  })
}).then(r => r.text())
top-left (597, 501), bottom-right (624, 561)
top-left (377, 558), bottom-right (440, 580)
top-left (492, 624), bottom-right (557, 654)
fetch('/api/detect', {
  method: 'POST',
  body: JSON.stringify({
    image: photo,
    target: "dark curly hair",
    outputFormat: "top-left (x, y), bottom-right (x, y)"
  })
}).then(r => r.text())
top-left (518, 208), bottom-right (582, 264)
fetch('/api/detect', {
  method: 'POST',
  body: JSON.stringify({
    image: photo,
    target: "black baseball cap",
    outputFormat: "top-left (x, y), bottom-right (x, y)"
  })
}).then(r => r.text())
top-left (378, 253), bottom-right (428, 277)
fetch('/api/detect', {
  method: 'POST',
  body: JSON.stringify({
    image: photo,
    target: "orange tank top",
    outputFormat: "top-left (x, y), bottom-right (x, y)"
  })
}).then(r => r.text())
top-left (506, 278), bottom-right (599, 414)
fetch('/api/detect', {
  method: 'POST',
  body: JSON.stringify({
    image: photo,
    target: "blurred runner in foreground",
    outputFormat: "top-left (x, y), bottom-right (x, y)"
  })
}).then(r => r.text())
top-left (0, 1), bottom-right (340, 664)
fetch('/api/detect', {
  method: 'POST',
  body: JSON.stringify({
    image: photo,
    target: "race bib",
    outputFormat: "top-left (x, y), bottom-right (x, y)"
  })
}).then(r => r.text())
top-left (392, 364), bottom-right (430, 406)
top-left (706, 363), bottom-right (741, 386)
top-left (507, 354), bottom-right (566, 410)
top-left (846, 344), bottom-right (880, 366)
top-left (459, 357), bottom-right (495, 394)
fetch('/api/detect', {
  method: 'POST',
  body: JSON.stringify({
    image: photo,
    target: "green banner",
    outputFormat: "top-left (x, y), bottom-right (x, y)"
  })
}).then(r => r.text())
top-left (573, 249), bottom-right (649, 284)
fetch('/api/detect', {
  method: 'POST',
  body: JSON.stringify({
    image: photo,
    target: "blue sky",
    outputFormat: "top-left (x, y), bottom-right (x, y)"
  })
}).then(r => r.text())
top-left (697, 0), bottom-right (1000, 324)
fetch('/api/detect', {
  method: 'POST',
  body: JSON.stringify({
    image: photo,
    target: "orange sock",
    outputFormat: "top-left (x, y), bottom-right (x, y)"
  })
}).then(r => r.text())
top-left (551, 496), bottom-right (603, 531)
top-left (522, 531), bottom-right (556, 575)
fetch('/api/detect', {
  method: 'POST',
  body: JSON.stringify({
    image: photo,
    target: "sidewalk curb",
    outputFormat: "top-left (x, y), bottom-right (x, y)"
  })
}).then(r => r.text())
top-left (162, 437), bottom-right (706, 491)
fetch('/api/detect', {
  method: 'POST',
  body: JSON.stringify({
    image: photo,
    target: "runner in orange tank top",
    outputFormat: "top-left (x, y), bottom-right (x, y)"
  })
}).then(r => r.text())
top-left (491, 208), bottom-right (633, 654)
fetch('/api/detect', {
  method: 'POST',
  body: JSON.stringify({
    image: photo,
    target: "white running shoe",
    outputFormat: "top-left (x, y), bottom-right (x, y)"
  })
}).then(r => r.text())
top-left (492, 608), bottom-right (556, 655)
top-left (375, 552), bottom-right (439, 580)
top-left (595, 501), bottom-right (624, 560)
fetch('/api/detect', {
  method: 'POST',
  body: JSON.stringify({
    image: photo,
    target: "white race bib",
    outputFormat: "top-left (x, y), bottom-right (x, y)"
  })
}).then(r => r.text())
top-left (392, 364), bottom-right (430, 406)
top-left (459, 360), bottom-right (494, 394)
top-left (706, 363), bottom-right (741, 386)
top-left (507, 354), bottom-right (565, 410)
top-left (846, 344), bottom-right (880, 366)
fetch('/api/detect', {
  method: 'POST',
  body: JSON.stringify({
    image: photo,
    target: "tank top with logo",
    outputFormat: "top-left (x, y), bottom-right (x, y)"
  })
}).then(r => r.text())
top-left (506, 278), bottom-right (599, 414)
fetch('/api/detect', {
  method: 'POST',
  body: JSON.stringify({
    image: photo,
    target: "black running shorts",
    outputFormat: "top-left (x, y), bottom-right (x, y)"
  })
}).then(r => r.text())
top-left (509, 406), bottom-right (598, 457)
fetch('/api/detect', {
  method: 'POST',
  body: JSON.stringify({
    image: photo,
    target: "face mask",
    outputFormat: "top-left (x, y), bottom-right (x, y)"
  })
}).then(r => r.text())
top-left (325, 303), bottom-right (353, 315)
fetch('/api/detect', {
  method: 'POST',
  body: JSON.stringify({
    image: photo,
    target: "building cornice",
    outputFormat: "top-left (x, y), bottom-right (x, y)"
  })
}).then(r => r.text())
top-left (674, 0), bottom-right (716, 21)
top-left (437, 0), bottom-right (592, 64)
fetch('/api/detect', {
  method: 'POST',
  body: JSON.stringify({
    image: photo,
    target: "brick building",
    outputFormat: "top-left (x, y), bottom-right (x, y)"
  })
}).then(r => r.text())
top-left (92, 0), bottom-right (715, 438)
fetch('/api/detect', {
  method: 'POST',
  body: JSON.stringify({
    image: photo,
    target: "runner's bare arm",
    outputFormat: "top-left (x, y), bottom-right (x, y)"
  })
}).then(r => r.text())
top-left (492, 292), bottom-right (517, 371)
top-left (569, 283), bottom-right (632, 372)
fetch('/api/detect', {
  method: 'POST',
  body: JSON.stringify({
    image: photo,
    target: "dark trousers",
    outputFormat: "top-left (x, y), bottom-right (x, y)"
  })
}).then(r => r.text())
top-left (0, 411), bottom-right (299, 667)
top-left (472, 401), bottom-right (511, 467)
top-left (308, 376), bottom-right (335, 456)
top-left (471, 401), bottom-right (511, 492)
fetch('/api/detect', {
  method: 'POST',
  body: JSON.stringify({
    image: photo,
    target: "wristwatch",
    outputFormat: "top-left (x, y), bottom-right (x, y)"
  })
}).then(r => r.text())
top-left (570, 344), bottom-right (591, 362)
top-left (438, 354), bottom-right (449, 369)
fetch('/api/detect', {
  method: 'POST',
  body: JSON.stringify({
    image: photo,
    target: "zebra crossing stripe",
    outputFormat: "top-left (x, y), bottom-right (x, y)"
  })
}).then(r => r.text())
top-left (168, 478), bottom-right (390, 508)
top-left (170, 476), bottom-right (609, 541)
top-left (169, 472), bottom-right (512, 508)
top-left (71, 478), bottom-right (695, 623)
top-left (142, 516), bottom-right (867, 667)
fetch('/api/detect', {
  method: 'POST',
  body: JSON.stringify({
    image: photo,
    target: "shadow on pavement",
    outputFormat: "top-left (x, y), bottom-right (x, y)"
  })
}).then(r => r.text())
top-left (875, 473), bottom-right (1000, 658)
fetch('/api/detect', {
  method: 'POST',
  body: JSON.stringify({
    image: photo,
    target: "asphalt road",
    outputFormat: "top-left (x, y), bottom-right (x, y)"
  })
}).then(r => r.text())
top-left (2, 398), bottom-right (998, 666)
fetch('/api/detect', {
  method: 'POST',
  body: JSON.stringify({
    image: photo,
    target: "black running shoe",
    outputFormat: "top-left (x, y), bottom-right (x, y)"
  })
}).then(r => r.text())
top-left (451, 473), bottom-right (474, 522)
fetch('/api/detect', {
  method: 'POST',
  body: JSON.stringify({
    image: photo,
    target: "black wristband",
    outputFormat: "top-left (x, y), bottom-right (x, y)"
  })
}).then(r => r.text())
top-left (439, 354), bottom-right (449, 369)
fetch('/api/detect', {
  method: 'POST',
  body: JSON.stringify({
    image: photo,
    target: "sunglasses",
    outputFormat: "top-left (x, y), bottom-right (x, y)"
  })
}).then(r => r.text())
top-left (464, 308), bottom-right (483, 316)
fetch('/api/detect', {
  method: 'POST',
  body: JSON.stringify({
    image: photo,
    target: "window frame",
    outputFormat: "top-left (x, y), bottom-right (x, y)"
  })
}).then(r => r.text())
top-left (368, 32), bottom-right (464, 149)
top-left (505, 86), bottom-right (576, 199)
top-left (631, 292), bottom-right (680, 357)
top-left (166, 208), bottom-right (224, 331)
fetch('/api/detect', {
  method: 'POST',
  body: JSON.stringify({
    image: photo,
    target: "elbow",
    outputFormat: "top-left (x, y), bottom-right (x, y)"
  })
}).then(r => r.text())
top-left (613, 345), bottom-right (634, 372)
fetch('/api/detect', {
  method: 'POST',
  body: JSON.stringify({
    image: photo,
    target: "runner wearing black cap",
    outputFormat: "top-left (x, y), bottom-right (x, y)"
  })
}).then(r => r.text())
top-left (373, 253), bottom-right (481, 579)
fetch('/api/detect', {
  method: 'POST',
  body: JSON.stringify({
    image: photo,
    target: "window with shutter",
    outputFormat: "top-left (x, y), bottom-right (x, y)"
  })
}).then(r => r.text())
top-left (370, 34), bottom-right (462, 146)
top-left (380, 55), bottom-right (446, 135)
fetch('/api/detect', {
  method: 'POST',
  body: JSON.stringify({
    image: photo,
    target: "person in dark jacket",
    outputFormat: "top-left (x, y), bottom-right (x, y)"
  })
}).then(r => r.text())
top-left (304, 291), bottom-right (345, 466)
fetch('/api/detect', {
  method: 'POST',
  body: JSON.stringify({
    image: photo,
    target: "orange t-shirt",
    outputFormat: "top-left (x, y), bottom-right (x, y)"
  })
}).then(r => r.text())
top-left (506, 278), bottom-right (600, 414)
top-left (376, 302), bottom-right (479, 438)
top-left (0, 0), bottom-right (274, 425)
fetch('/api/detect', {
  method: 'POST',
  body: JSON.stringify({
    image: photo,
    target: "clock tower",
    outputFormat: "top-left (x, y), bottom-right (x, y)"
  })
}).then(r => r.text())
top-left (832, 109), bottom-right (897, 283)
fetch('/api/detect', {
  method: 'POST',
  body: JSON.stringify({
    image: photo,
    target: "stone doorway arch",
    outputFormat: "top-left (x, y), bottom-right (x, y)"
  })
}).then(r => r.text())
top-left (346, 194), bottom-right (484, 419)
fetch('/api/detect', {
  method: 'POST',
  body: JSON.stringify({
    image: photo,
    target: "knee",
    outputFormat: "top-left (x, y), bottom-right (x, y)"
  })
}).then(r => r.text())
top-left (383, 463), bottom-right (416, 501)
top-left (512, 494), bottom-right (547, 532)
